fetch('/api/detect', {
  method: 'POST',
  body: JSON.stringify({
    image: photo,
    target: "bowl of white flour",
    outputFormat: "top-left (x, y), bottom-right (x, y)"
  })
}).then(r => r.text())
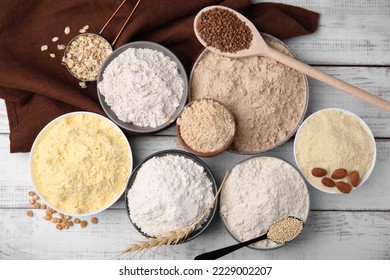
top-left (97, 41), bottom-right (188, 134)
top-left (125, 149), bottom-right (218, 243)
top-left (220, 156), bottom-right (310, 250)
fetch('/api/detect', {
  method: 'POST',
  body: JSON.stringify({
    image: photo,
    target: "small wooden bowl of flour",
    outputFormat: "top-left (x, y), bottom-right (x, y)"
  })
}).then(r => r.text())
top-left (176, 98), bottom-right (236, 157)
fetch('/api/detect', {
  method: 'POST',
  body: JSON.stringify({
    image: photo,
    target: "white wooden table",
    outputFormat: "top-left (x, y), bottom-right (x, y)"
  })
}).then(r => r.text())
top-left (1, 0), bottom-right (389, 260)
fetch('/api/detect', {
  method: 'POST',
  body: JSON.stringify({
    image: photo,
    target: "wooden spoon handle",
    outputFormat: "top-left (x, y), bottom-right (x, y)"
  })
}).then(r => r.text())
top-left (267, 47), bottom-right (390, 112)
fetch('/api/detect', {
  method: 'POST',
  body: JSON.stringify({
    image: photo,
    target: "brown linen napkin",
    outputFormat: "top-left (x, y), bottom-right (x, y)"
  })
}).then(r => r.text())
top-left (0, 0), bottom-right (319, 153)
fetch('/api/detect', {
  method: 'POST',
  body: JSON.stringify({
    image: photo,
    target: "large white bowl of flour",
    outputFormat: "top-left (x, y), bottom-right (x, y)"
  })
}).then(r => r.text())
top-left (97, 41), bottom-right (189, 134)
top-left (29, 112), bottom-right (133, 216)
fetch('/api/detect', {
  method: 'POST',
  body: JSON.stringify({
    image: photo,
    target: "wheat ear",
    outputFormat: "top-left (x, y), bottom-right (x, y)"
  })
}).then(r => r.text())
top-left (121, 171), bottom-right (231, 254)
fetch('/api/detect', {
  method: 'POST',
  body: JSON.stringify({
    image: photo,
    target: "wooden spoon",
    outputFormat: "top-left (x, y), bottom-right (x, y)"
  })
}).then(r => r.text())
top-left (194, 6), bottom-right (390, 112)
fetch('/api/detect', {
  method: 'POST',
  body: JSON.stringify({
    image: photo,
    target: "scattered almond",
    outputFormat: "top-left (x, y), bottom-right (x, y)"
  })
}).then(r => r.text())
top-left (74, 218), bottom-right (81, 224)
top-left (26, 210), bottom-right (33, 217)
top-left (56, 224), bottom-right (63, 230)
top-left (349, 171), bottom-right (360, 187)
top-left (80, 220), bottom-right (88, 228)
top-left (311, 167), bottom-right (327, 177)
top-left (331, 168), bottom-right (348, 179)
top-left (44, 215), bottom-right (52, 221)
top-left (321, 177), bottom-right (336, 188)
top-left (336, 181), bottom-right (352, 194)
top-left (28, 191), bottom-right (36, 196)
top-left (91, 217), bottom-right (98, 224)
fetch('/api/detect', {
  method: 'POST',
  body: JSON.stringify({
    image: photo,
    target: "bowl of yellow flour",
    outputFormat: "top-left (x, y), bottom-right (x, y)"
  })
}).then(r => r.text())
top-left (30, 112), bottom-right (132, 216)
top-left (294, 108), bottom-right (376, 194)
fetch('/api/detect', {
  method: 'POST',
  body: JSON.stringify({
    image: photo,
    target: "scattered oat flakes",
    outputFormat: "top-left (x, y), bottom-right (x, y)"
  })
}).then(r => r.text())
top-left (52, 36), bottom-right (59, 42)
top-left (40, 45), bottom-right (48, 52)
top-left (57, 44), bottom-right (66, 50)
top-left (83, 25), bottom-right (89, 30)
top-left (79, 28), bottom-right (86, 33)
top-left (64, 26), bottom-right (70, 35)
top-left (50, 53), bottom-right (56, 58)
top-left (79, 81), bottom-right (87, 88)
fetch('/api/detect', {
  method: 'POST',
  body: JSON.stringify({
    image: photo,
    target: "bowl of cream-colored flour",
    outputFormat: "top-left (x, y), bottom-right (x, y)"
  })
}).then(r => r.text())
top-left (220, 156), bottom-right (310, 250)
top-left (294, 108), bottom-right (376, 194)
top-left (97, 41), bottom-right (189, 134)
top-left (29, 112), bottom-right (133, 217)
top-left (125, 149), bottom-right (218, 243)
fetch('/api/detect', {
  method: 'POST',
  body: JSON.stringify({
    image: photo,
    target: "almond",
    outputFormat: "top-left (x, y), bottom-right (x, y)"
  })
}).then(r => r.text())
top-left (349, 171), bottom-right (360, 187)
top-left (331, 168), bottom-right (348, 179)
top-left (311, 167), bottom-right (327, 177)
top-left (336, 181), bottom-right (352, 194)
top-left (322, 177), bottom-right (336, 188)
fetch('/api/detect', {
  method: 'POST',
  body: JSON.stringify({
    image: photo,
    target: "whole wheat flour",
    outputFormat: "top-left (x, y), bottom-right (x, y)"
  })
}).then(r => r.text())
top-left (220, 157), bottom-right (309, 248)
top-left (191, 36), bottom-right (307, 153)
top-left (128, 154), bottom-right (214, 237)
top-left (98, 48), bottom-right (184, 128)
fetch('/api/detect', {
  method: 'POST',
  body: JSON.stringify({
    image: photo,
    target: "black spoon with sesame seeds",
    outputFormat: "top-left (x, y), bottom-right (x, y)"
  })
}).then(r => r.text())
top-left (194, 5), bottom-right (390, 112)
top-left (194, 216), bottom-right (304, 260)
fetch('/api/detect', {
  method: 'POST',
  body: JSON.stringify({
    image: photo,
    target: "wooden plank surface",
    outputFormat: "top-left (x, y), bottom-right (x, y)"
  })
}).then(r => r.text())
top-left (1, 0), bottom-right (390, 260)
top-left (264, 0), bottom-right (390, 65)
top-left (0, 209), bottom-right (388, 260)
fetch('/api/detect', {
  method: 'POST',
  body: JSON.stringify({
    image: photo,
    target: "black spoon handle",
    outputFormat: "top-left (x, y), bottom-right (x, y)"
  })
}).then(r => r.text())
top-left (194, 234), bottom-right (268, 260)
